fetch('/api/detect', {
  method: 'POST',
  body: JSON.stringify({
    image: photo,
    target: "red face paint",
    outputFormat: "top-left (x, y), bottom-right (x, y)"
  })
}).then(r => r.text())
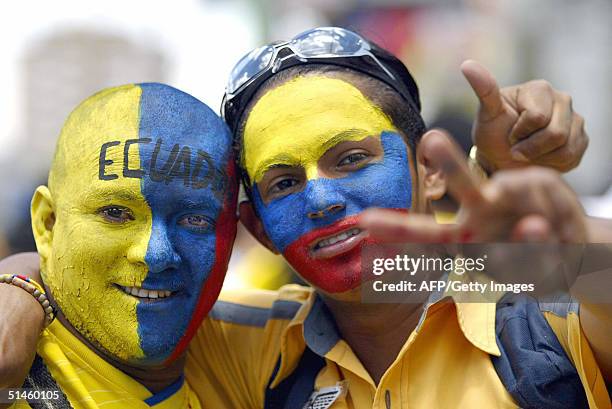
top-left (283, 211), bottom-right (408, 294)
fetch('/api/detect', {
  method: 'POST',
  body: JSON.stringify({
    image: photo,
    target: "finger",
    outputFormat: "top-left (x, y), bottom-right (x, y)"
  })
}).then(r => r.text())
top-left (359, 209), bottom-right (460, 243)
top-left (461, 60), bottom-right (504, 122)
top-left (421, 129), bottom-right (485, 206)
top-left (543, 180), bottom-right (586, 243)
top-left (511, 214), bottom-right (553, 242)
top-left (510, 96), bottom-right (572, 161)
top-left (528, 113), bottom-right (587, 172)
top-left (498, 168), bottom-right (583, 243)
top-left (507, 80), bottom-right (554, 144)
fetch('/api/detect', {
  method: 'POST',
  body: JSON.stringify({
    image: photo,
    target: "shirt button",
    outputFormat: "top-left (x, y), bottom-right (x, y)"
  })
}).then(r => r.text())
top-left (385, 390), bottom-right (391, 409)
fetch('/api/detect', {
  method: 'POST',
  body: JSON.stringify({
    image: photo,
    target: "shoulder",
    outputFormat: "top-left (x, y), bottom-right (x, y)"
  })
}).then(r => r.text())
top-left (494, 293), bottom-right (610, 409)
top-left (188, 284), bottom-right (312, 358)
top-left (185, 285), bottom-right (313, 408)
top-left (209, 284), bottom-right (311, 327)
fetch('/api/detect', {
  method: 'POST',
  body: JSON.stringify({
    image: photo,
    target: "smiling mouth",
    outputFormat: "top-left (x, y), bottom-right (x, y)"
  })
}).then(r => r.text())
top-left (313, 228), bottom-right (362, 250)
top-left (310, 227), bottom-right (367, 259)
top-left (115, 284), bottom-right (174, 300)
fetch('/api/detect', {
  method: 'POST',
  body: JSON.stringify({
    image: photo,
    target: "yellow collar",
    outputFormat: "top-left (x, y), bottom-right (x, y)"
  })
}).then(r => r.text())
top-left (272, 285), bottom-right (501, 387)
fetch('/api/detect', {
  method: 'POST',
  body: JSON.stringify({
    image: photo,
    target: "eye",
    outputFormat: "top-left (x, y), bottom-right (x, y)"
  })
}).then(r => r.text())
top-left (98, 206), bottom-right (135, 224)
top-left (178, 214), bottom-right (215, 233)
top-left (337, 152), bottom-right (370, 167)
top-left (269, 177), bottom-right (300, 195)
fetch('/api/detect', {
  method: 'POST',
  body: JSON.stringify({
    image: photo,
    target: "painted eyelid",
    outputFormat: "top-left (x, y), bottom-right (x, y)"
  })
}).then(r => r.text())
top-left (337, 151), bottom-right (371, 167)
top-left (97, 205), bottom-right (135, 221)
top-left (177, 214), bottom-right (216, 230)
top-left (267, 174), bottom-right (302, 192)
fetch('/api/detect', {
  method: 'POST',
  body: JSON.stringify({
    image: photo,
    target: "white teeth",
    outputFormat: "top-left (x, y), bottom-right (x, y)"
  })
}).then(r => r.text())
top-left (314, 228), bottom-right (362, 250)
top-left (119, 286), bottom-right (172, 299)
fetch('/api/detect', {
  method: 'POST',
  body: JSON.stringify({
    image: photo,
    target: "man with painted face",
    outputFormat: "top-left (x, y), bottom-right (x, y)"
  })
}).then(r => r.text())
top-left (1, 83), bottom-right (237, 408)
top-left (217, 28), bottom-right (611, 408)
top-left (1, 28), bottom-right (609, 409)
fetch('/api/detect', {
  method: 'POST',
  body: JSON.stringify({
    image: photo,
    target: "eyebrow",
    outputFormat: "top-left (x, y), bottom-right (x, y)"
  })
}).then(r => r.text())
top-left (253, 128), bottom-right (372, 181)
top-left (175, 196), bottom-right (220, 211)
top-left (82, 188), bottom-right (145, 205)
top-left (319, 128), bottom-right (371, 153)
top-left (254, 153), bottom-right (300, 182)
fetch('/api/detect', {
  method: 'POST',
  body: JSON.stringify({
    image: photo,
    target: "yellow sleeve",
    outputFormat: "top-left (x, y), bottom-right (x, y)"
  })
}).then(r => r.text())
top-left (544, 310), bottom-right (611, 409)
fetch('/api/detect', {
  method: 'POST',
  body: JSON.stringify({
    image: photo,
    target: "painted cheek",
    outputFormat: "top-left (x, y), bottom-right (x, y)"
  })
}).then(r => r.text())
top-left (46, 207), bottom-right (150, 362)
top-left (164, 176), bottom-right (237, 364)
top-left (254, 132), bottom-right (412, 293)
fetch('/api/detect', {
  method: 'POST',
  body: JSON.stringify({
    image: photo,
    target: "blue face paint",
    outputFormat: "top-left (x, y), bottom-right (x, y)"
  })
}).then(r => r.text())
top-left (252, 131), bottom-right (413, 293)
top-left (253, 131), bottom-right (412, 251)
top-left (136, 83), bottom-right (235, 364)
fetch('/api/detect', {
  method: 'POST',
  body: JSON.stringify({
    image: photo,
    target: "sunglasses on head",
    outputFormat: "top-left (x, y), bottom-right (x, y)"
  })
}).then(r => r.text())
top-left (221, 26), bottom-right (422, 136)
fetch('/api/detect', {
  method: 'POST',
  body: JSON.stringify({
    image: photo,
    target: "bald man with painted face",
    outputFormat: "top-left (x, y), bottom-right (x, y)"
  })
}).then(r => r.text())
top-left (2, 83), bottom-right (237, 408)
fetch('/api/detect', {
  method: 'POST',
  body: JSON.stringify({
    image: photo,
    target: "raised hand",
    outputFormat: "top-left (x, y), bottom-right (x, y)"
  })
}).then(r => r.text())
top-left (462, 60), bottom-right (588, 173)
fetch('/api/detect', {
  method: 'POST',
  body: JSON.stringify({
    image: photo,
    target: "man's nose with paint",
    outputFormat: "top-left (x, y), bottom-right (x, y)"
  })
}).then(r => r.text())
top-left (243, 76), bottom-right (414, 294)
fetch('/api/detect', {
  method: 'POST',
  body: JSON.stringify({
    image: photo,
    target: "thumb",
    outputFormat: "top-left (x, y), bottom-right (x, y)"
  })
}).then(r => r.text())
top-left (420, 129), bottom-right (484, 207)
top-left (461, 60), bottom-right (504, 122)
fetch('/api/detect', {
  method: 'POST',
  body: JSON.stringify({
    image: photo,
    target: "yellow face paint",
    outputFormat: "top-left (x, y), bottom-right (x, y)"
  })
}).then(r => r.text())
top-left (36, 85), bottom-right (150, 361)
top-left (243, 76), bottom-right (397, 183)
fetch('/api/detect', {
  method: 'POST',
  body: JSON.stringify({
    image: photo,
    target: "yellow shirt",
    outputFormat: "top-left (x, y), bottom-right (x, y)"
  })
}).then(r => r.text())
top-left (11, 321), bottom-right (201, 409)
top-left (187, 285), bottom-right (611, 409)
top-left (10, 286), bottom-right (609, 408)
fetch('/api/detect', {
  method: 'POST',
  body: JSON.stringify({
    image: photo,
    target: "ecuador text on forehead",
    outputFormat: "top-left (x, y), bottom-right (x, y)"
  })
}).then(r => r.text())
top-left (98, 137), bottom-right (228, 201)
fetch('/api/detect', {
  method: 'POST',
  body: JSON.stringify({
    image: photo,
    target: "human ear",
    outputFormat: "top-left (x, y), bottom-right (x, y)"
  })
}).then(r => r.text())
top-left (31, 186), bottom-right (55, 266)
top-left (239, 201), bottom-right (279, 254)
top-left (416, 130), bottom-right (450, 201)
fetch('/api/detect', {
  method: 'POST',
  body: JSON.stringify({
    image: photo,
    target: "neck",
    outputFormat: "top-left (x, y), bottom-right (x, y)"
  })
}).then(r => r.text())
top-left (321, 295), bottom-right (425, 385)
top-left (45, 287), bottom-right (184, 393)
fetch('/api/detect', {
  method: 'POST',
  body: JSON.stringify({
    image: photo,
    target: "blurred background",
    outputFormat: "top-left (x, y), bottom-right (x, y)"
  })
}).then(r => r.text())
top-left (0, 0), bottom-right (610, 290)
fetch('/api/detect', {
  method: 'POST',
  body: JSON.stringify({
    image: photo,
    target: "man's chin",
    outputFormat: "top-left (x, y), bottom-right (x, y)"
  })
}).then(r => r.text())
top-left (284, 247), bottom-right (363, 294)
top-left (101, 338), bottom-right (179, 368)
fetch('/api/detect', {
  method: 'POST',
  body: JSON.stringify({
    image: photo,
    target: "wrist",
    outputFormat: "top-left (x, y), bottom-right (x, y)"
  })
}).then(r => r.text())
top-left (0, 274), bottom-right (54, 327)
top-left (0, 284), bottom-right (45, 324)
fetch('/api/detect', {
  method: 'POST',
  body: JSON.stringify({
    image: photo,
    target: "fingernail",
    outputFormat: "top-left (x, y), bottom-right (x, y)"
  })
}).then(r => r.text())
top-left (511, 150), bottom-right (529, 163)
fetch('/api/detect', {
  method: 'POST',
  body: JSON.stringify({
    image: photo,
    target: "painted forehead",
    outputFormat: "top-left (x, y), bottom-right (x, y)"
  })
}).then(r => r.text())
top-left (243, 76), bottom-right (397, 184)
top-left (54, 83), bottom-right (233, 203)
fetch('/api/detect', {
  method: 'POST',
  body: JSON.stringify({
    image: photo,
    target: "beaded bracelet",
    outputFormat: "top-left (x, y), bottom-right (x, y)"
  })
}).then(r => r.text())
top-left (0, 274), bottom-right (56, 327)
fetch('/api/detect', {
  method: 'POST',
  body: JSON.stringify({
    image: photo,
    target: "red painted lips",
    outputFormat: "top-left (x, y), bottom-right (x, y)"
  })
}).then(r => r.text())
top-left (284, 215), bottom-right (374, 293)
